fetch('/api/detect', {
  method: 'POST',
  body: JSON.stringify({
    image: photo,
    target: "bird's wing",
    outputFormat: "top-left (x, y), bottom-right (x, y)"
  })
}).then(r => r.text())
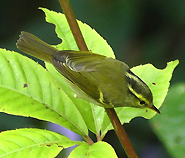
top-left (54, 50), bottom-right (107, 72)
top-left (52, 51), bottom-right (107, 104)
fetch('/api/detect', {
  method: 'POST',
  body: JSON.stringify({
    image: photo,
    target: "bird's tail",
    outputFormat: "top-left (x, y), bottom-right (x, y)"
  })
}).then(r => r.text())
top-left (16, 31), bottom-right (58, 63)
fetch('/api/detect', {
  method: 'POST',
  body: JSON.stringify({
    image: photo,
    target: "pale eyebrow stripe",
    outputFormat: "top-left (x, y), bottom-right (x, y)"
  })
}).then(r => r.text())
top-left (125, 70), bottom-right (149, 104)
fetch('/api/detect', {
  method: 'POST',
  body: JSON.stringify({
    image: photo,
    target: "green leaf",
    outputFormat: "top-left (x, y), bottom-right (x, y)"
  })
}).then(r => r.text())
top-left (150, 83), bottom-right (185, 158)
top-left (68, 141), bottom-right (118, 158)
top-left (40, 8), bottom-right (115, 58)
top-left (0, 48), bottom-right (88, 137)
top-left (0, 128), bottom-right (81, 158)
top-left (101, 60), bottom-right (179, 137)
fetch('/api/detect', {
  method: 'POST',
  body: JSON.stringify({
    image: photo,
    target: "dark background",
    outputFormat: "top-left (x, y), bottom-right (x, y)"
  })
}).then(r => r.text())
top-left (0, 0), bottom-right (184, 157)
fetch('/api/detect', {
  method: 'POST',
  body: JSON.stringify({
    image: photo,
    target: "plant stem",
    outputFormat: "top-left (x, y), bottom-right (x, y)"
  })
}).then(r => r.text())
top-left (84, 136), bottom-right (94, 145)
top-left (58, 0), bottom-right (138, 157)
top-left (58, 0), bottom-right (88, 51)
top-left (105, 108), bottom-right (138, 158)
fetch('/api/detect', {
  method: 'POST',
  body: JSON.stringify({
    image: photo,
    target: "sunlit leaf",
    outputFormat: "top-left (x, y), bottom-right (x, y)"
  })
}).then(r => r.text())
top-left (0, 128), bottom-right (81, 158)
top-left (40, 8), bottom-right (115, 58)
top-left (0, 48), bottom-right (88, 137)
top-left (69, 141), bottom-right (118, 158)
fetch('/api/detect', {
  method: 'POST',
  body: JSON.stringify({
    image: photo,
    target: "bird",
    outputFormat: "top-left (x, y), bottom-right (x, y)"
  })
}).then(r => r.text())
top-left (16, 31), bottom-right (160, 114)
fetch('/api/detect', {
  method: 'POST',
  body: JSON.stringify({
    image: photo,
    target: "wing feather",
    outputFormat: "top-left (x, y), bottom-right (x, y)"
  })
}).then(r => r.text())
top-left (54, 51), bottom-right (106, 72)
top-left (52, 52), bottom-right (101, 102)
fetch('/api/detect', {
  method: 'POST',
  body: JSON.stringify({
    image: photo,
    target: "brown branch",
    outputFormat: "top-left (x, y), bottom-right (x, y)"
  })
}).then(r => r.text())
top-left (105, 108), bottom-right (138, 158)
top-left (57, 0), bottom-right (138, 157)
top-left (84, 136), bottom-right (94, 145)
top-left (58, 0), bottom-right (88, 51)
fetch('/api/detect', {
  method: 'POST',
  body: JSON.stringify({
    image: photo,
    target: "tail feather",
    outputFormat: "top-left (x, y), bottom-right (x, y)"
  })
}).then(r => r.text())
top-left (16, 31), bottom-right (58, 63)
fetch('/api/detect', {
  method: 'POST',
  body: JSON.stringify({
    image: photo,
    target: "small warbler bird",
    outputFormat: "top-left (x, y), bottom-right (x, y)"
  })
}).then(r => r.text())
top-left (16, 31), bottom-right (160, 114)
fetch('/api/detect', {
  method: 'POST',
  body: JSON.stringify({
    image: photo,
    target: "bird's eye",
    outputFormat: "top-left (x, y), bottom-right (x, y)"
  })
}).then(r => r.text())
top-left (140, 101), bottom-right (145, 105)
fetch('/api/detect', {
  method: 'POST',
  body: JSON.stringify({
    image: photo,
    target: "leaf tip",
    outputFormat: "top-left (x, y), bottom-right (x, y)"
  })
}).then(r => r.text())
top-left (167, 59), bottom-right (179, 68)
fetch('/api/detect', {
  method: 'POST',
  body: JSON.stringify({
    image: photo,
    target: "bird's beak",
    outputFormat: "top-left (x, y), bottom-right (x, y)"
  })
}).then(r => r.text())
top-left (148, 105), bottom-right (160, 114)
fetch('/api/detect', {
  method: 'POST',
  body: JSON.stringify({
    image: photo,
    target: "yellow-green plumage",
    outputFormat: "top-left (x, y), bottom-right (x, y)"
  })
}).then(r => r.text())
top-left (16, 31), bottom-right (160, 113)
